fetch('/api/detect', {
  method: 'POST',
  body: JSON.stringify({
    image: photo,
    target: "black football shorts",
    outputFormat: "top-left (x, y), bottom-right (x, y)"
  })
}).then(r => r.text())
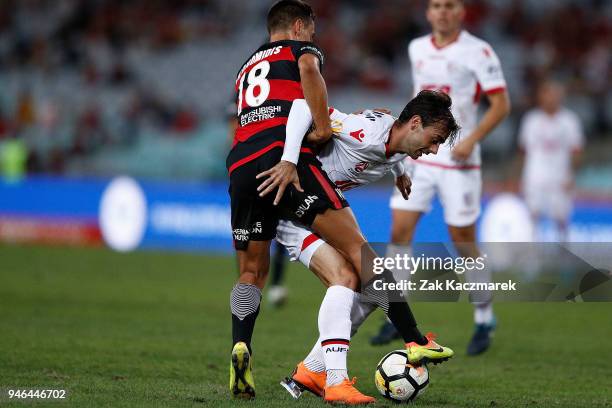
top-left (228, 150), bottom-right (348, 250)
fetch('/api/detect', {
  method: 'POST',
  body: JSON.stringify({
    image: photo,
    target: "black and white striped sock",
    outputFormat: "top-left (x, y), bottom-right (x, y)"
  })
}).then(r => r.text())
top-left (230, 283), bottom-right (262, 353)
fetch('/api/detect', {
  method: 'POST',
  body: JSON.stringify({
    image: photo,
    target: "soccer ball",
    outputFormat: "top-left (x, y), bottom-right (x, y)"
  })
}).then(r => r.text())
top-left (374, 350), bottom-right (429, 403)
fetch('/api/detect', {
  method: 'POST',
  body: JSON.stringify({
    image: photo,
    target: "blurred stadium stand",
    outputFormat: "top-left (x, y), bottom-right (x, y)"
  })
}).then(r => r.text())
top-left (0, 0), bottom-right (610, 191)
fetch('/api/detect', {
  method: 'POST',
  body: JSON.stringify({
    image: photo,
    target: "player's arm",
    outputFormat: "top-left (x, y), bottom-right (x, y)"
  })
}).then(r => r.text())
top-left (256, 53), bottom-right (329, 205)
top-left (299, 53), bottom-right (332, 144)
top-left (567, 114), bottom-right (585, 190)
top-left (305, 107), bottom-right (348, 145)
top-left (452, 43), bottom-right (511, 161)
top-left (510, 113), bottom-right (530, 193)
top-left (452, 90), bottom-right (511, 161)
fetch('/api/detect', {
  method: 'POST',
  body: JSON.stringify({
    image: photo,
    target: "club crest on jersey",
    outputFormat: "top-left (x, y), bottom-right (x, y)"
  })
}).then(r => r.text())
top-left (350, 129), bottom-right (365, 142)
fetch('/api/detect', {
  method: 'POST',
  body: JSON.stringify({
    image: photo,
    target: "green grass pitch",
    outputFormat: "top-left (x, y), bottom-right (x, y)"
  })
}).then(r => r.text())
top-left (1, 245), bottom-right (610, 407)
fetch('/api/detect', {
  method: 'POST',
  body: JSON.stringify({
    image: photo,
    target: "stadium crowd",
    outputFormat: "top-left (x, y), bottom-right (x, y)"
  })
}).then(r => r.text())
top-left (0, 0), bottom-right (609, 178)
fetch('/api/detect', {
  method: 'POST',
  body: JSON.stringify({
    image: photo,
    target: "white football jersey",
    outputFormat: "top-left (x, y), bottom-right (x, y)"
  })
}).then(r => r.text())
top-left (317, 108), bottom-right (407, 191)
top-left (409, 30), bottom-right (507, 166)
top-left (519, 108), bottom-right (584, 188)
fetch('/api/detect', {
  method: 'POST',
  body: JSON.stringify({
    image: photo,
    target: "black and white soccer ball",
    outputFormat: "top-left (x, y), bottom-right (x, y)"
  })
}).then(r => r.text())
top-left (374, 350), bottom-right (429, 403)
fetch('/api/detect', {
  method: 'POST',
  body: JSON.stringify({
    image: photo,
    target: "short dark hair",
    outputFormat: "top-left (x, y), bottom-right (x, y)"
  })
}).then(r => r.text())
top-left (397, 90), bottom-right (460, 145)
top-left (267, 0), bottom-right (315, 34)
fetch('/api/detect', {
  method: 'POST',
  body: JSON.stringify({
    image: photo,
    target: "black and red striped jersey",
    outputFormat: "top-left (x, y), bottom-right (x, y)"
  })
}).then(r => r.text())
top-left (226, 40), bottom-right (324, 174)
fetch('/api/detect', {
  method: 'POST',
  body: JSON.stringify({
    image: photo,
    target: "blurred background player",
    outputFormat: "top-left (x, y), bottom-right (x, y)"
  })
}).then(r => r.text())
top-left (267, 244), bottom-right (289, 307)
top-left (374, 0), bottom-right (511, 356)
top-left (518, 80), bottom-right (584, 242)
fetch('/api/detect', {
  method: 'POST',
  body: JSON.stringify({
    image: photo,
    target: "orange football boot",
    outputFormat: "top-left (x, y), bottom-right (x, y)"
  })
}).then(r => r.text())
top-left (324, 377), bottom-right (376, 405)
top-left (291, 361), bottom-right (326, 397)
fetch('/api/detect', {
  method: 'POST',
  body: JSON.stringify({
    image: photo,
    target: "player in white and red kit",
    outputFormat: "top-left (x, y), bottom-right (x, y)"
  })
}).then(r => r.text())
top-left (519, 80), bottom-right (583, 241)
top-left (277, 91), bottom-right (460, 400)
top-left (375, 0), bottom-right (511, 355)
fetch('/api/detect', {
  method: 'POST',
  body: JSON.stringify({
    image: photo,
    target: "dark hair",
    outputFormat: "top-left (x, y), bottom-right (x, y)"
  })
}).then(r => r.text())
top-left (397, 90), bottom-right (460, 145)
top-left (267, 0), bottom-right (315, 34)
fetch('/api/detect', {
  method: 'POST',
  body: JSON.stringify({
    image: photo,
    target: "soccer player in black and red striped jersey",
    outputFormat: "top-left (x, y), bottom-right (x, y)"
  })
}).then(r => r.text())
top-left (228, 1), bottom-right (349, 400)
top-left (228, 1), bottom-right (453, 402)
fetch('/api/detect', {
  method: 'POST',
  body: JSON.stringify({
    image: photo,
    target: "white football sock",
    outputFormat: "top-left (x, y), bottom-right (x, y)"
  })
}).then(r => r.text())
top-left (304, 291), bottom-right (376, 374)
top-left (318, 285), bottom-right (354, 386)
top-left (326, 369), bottom-right (348, 386)
top-left (474, 303), bottom-right (494, 325)
top-left (303, 338), bottom-right (325, 373)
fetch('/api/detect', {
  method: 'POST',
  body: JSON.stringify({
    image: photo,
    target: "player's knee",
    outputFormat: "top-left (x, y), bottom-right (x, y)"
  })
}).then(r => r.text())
top-left (330, 262), bottom-right (359, 290)
top-left (391, 223), bottom-right (413, 244)
top-left (390, 215), bottom-right (416, 244)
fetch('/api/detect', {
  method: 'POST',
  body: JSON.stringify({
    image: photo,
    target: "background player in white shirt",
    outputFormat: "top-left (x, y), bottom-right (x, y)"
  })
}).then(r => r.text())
top-left (376, 0), bottom-right (511, 355)
top-left (518, 80), bottom-right (584, 242)
top-left (276, 90), bottom-right (460, 401)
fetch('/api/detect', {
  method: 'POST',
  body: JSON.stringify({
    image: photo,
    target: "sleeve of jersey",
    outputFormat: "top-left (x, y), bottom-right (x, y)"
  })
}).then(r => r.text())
top-left (329, 107), bottom-right (349, 123)
top-left (281, 99), bottom-right (312, 164)
top-left (472, 43), bottom-right (507, 94)
top-left (293, 42), bottom-right (325, 70)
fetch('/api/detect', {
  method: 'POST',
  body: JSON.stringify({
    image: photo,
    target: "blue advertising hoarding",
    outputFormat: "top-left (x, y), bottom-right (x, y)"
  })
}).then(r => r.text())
top-left (1, 176), bottom-right (611, 252)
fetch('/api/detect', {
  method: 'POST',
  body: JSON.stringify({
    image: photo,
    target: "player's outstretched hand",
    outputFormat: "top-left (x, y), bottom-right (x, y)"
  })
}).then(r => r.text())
top-left (451, 138), bottom-right (476, 162)
top-left (396, 174), bottom-right (412, 200)
top-left (257, 160), bottom-right (304, 205)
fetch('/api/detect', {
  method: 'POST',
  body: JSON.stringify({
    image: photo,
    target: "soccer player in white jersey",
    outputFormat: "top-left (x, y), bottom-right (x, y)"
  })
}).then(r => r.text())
top-left (276, 91), bottom-right (460, 402)
top-left (374, 0), bottom-right (511, 355)
top-left (519, 80), bottom-right (583, 242)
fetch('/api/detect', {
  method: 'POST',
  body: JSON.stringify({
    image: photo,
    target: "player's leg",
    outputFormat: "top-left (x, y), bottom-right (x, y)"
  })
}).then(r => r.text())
top-left (372, 162), bottom-right (434, 345)
top-left (303, 243), bottom-right (374, 403)
top-left (552, 187), bottom-right (572, 243)
top-left (277, 220), bottom-right (373, 402)
top-left (441, 168), bottom-right (495, 356)
top-left (228, 157), bottom-right (280, 399)
top-left (311, 208), bottom-right (452, 365)
top-left (447, 223), bottom-right (496, 355)
top-left (290, 156), bottom-right (451, 364)
top-left (371, 209), bottom-right (423, 345)
top-left (268, 240), bottom-right (288, 307)
top-left (230, 241), bottom-right (271, 398)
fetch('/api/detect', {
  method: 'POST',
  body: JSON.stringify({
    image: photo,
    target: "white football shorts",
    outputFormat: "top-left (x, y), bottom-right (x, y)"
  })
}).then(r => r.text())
top-left (523, 183), bottom-right (572, 222)
top-left (276, 219), bottom-right (325, 267)
top-left (390, 161), bottom-right (482, 227)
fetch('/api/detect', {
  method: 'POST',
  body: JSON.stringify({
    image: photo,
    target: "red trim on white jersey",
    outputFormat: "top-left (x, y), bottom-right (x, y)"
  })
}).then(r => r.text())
top-left (484, 86), bottom-right (506, 95)
top-left (384, 141), bottom-right (392, 158)
top-left (474, 82), bottom-right (483, 104)
top-left (430, 32), bottom-right (461, 50)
